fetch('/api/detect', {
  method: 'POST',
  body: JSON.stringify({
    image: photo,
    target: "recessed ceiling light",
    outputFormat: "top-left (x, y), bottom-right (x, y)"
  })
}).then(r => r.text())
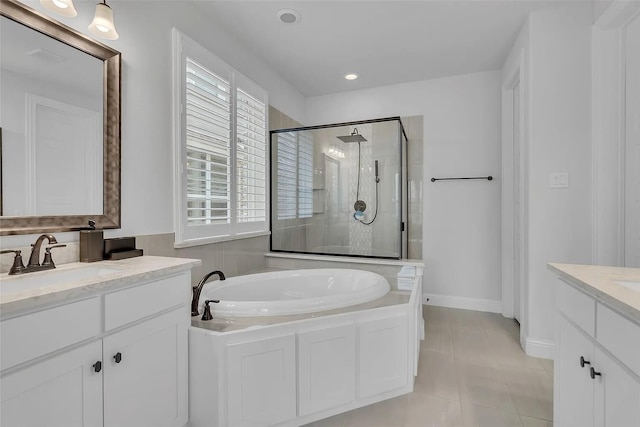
top-left (345, 74), bottom-right (358, 80)
top-left (276, 9), bottom-right (301, 24)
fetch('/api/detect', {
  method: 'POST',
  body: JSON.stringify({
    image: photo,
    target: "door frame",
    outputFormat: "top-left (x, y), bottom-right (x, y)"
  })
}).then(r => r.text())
top-left (592, 1), bottom-right (640, 266)
top-left (501, 48), bottom-right (528, 346)
top-left (25, 93), bottom-right (101, 215)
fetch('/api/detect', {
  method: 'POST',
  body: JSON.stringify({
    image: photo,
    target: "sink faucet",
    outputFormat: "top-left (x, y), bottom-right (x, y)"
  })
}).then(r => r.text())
top-left (191, 270), bottom-right (225, 316)
top-left (1, 234), bottom-right (66, 275)
top-left (28, 234), bottom-right (58, 268)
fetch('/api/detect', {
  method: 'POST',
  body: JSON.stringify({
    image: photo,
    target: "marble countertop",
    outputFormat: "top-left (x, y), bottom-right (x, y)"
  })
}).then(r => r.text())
top-left (548, 263), bottom-right (640, 321)
top-left (0, 256), bottom-right (201, 318)
top-left (192, 291), bottom-right (411, 333)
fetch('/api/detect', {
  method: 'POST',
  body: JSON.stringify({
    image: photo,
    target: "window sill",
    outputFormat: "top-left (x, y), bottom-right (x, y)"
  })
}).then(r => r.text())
top-left (174, 230), bottom-right (271, 249)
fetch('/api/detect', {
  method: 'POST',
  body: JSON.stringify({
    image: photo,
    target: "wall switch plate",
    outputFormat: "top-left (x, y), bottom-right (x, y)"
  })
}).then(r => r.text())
top-left (549, 172), bottom-right (569, 188)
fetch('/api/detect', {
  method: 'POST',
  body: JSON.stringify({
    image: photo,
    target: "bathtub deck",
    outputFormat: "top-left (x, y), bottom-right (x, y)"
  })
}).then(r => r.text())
top-left (192, 291), bottom-right (410, 333)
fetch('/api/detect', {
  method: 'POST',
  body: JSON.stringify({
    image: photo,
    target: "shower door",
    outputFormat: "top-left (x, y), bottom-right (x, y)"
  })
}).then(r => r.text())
top-left (270, 117), bottom-right (406, 259)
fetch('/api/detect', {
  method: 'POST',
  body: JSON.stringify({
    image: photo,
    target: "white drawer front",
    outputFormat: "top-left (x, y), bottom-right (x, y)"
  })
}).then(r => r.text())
top-left (1, 297), bottom-right (101, 371)
top-left (105, 273), bottom-right (189, 331)
top-left (557, 279), bottom-right (596, 337)
top-left (596, 303), bottom-right (640, 378)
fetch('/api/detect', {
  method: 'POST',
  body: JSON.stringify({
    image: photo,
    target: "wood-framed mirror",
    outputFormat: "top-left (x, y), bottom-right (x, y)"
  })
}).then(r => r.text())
top-left (0, 0), bottom-right (120, 235)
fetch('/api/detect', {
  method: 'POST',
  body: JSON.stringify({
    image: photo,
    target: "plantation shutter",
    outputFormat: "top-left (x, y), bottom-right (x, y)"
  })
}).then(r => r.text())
top-left (276, 132), bottom-right (298, 220)
top-left (275, 131), bottom-right (313, 220)
top-left (297, 131), bottom-right (313, 218)
top-left (236, 85), bottom-right (267, 225)
top-left (185, 58), bottom-right (231, 225)
top-left (175, 29), bottom-right (269, 246)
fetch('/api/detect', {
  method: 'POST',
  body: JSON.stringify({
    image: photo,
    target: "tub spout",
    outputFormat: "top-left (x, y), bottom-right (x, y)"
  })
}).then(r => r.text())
top-left (192, 270), bottom-right (226, 316)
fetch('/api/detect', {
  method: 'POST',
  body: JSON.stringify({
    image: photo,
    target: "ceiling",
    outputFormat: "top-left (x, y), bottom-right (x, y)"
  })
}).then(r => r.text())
top-left (196, 1), bottom-right (593, 97)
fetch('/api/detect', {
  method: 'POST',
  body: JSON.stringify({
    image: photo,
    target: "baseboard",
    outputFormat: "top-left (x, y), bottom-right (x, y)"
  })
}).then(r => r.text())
top-left (423, 293), bottom-right (502, 314)
top-left (524, 337), bottom-right (555, 360)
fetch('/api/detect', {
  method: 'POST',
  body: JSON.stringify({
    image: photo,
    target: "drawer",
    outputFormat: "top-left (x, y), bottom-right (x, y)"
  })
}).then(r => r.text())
top-left (556, 278), bottom-right (596, 337)
top-left (105, 273), bottom-right (190, 331)
top-left (596, 303), bottom-right (640, 377)
top-left (1, 297), bottom-right (101, 371)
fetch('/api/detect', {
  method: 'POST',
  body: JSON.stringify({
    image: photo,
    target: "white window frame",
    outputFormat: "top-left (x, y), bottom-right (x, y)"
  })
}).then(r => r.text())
top-left (172, 29), bottom-right (269, 247)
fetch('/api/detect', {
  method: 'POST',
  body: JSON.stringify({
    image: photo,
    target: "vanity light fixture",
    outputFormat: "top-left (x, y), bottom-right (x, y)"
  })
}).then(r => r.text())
top-left (345, 73), bottom-right (358, 80)
top-left (40, 0), bottom-right (78, 17)
top-left (89, 0), bottom-right (119, 40)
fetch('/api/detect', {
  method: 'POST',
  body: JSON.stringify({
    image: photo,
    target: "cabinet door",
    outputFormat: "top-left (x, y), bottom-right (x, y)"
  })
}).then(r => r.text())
top-left (103, 308), bottom-right (188, 427)
top-left (358, 313), bottom-right (408, 399)
top-left (0, 341), bottom-right (103, 427)
top-left (593, 347), bottom-right (640, 427)
top-left (226, 334), bottom-right (296, 427)
top-left (555, 316), bottom-right (595, 427)
top-left (298, 323), bottom-right (356, 416)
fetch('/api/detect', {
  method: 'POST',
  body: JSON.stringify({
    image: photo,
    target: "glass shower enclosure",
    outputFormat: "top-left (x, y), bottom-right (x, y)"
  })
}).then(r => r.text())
top-left (270, 117), bottom-right (408, 259)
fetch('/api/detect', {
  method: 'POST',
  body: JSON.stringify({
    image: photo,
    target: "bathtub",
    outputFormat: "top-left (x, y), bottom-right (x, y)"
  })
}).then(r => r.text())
top-left (198, 268), bottom-right (390, 317)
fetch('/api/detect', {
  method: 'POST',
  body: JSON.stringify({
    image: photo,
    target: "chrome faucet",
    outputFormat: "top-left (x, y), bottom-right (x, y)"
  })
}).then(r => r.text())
top-left (191, 270), bottom-right (225, 316)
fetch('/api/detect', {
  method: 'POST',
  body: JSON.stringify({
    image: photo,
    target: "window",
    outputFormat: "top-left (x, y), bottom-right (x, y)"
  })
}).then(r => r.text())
top-left (275, 131), bottom-right (313, 220)
top-left (173, 30), bottom-right (268, 246)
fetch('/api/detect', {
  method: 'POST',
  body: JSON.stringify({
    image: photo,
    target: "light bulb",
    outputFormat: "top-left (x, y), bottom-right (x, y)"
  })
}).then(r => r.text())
top-left (89, 2), bottom-right (119, 40)
top-left (40, 0), bottom-right (78, 17)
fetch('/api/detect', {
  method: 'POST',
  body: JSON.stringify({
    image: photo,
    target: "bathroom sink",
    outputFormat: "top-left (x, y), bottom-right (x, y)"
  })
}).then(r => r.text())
top-left (615, 280), bottom-right (640, 292)
top-left (0, 265), bottom-right (122, 295)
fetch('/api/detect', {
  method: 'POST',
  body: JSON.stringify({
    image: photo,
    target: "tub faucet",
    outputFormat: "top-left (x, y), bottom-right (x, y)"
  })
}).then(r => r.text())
top-left (191, 270), bottom-right (225, 316)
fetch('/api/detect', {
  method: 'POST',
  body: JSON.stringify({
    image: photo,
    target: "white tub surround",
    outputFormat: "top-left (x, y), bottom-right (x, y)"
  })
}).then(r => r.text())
top-left (264, 252), bottom-right (424, 291)
top-left (0, 256), bottom-right (200, 427)
top-left (197, 269), bottom-right (390, 317)
top-left (549, 263), bottom-right (640, 427)
top-left (189, 269), bottom-right (423, 427)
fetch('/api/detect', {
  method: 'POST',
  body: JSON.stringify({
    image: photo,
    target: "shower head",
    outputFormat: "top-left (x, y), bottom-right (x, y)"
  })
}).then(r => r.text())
top-left (337, 128), bottom-right (367, 143)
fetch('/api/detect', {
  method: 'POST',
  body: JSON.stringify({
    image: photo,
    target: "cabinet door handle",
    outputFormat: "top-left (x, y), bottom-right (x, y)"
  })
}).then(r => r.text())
top-left (114, 352), bottom-right (122, 364)
top-left (590, 367), bottom-right (602, 379)
top-left (580, 356), bottom-right (591, 368)
top-left (93, 361), bottom-right (102, 373)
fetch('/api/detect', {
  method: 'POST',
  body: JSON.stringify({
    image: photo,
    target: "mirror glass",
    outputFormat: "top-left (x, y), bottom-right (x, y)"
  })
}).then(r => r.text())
top-left (0, 0), bottom-right (120, 236)
top-left (1, 16), bottom-right (104, 217)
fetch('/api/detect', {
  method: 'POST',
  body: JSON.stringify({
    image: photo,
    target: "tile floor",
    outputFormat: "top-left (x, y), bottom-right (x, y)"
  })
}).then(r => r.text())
top-left (304, 306), bottom-right (554, 427)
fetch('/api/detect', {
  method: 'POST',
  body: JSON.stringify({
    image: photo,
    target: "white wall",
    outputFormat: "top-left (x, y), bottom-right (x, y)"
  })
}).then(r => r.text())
top-left (1, 1), bottom-right (305, 249)
top-left (503, 4), bottom-right (594, 354)
top-left (306, 71), bottom-right (503, 310)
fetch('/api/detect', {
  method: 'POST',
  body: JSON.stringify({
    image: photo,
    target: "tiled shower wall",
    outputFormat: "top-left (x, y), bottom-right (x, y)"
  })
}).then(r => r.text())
top-left (136, 233), bottom-right (268, 285)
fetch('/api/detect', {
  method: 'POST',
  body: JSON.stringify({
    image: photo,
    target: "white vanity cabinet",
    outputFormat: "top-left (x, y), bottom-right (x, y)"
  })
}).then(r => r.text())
top-left (0, 264), bottom-right (195, 427)
top-left (103, 307), bottom-right (189, 427)
top-left (554, 278), bottom-right (640, 427)
top-left (0, 341), bottom-right (104, 427)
